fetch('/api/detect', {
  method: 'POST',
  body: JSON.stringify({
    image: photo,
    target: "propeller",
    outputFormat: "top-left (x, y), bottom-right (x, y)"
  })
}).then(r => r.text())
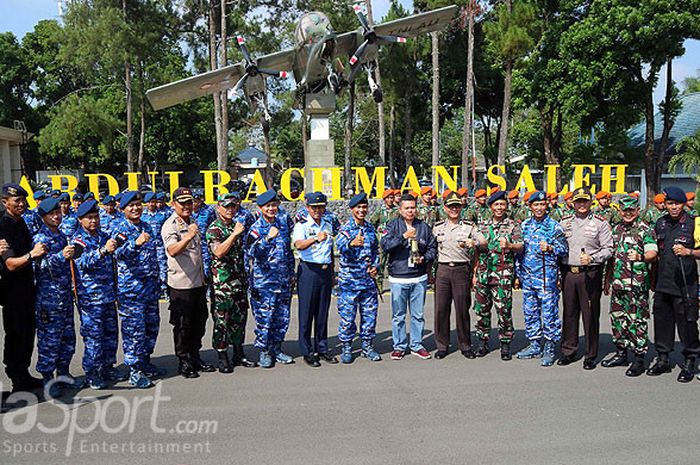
top-left (348, 3), bottom-right (407, 67)
top-left (231, 36), bottom-right (289, 96)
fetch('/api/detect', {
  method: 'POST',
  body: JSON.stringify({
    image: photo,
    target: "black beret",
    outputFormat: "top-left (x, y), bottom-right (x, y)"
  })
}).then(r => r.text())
top-left (348, 193), bottom-right (368, 208)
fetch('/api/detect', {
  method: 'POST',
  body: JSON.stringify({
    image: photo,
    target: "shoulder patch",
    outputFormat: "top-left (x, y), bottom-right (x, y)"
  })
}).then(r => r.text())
top-left (594, 214), bottom-right (607, 222)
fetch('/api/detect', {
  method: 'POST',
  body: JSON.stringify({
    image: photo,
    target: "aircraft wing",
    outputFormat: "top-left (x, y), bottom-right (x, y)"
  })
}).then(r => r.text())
top-left (146, 63), bottom-right (245, 110)
top-left (334, 30), bottom-right (361, 58)
top-left (256, 48), bottom-right (297, 72)
top-left (373, 5), bottom-right (459, 38)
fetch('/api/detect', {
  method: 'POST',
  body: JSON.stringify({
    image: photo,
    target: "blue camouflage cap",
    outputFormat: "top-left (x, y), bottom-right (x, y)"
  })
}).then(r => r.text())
top-left (487, 190), bottom-right (507, 206)
top-left (102, 194), bottom-right (116, 204)
top-left (663, 186), bottom-right (686, 203)
top-left (33, 190), bottom-right (47, 201)
top-left (528, 191), bottom-right (547, 204)
top-left (2, 183), bottom-right (28, 198)
top-left (37, 197), bottom-right (60, 216)
top-left (306, 191), bottom-right (327, 206)
top-left (348, 192), bottom-right (368, 208)
top-left (77, 199), bottom-right (99, 217)
top-left (119, 191), bottom-right (141, 208)
top-left (144, 192), bottom-right (156, 202)
top-left (256, 189), bottom-right (278, 206)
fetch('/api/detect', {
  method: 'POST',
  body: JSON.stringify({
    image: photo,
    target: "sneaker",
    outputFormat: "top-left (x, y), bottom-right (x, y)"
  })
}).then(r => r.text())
top-left (86, 373), bottom-right (106, 390)
top-left (102, 366), bottom-right (129, 382)
top-left (273, 344), bottom-right (294, 365)
top-left (411, 348), bottom-right (432, 360)
top-left (390, 350), bottom-right (405, 360)
top-left (516, 340), bottom-right (542, 359)
top-left (56, 372), bottom-right (86, 389)
top-left (128, 369), bottom-right (154, 389)
top-left (541, 340), bottom-right (555, 367)
top-left (259, 350), bottom-right (274, 368)
top-left (340, 343), bottom-right (353, 364)
top-left (361, 340), bottom-right (381, 362)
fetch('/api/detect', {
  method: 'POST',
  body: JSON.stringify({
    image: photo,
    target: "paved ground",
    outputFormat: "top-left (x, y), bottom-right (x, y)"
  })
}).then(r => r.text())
top-left (1, 291), bottom-right (699, 465)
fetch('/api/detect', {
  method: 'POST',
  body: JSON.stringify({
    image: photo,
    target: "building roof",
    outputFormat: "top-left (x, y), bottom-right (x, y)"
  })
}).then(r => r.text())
top-left (628, 92), bottom-right (700, 151)
top-left (235, 145), bottom-right (267, 166)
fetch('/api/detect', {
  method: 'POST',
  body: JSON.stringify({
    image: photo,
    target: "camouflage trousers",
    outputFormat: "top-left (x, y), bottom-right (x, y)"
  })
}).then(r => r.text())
top-left (377, 251), bottom-right (389, 294)
top-left (473, 281), bottom-right (514, 344)
top-left (35, 300), bottom-right (76, 375)
top-left (211, 285), bottom-right (249, 350)
top-left (609, 287), bottom-right (650, 355)
top-left (250, 285), bottom-right (291, 350)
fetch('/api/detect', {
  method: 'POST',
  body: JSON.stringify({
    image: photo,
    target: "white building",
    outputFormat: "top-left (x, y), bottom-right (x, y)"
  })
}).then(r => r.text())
top-left (0, 126), bottom-right (25, 186)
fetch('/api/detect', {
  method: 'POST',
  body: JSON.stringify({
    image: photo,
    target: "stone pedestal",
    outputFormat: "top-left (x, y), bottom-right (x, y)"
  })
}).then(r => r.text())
top-left (304, 93), bottom-right (336, 196)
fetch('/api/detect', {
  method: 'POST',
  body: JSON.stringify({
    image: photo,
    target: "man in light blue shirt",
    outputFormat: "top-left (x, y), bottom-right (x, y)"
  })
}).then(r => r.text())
top-left (292, 191), bottom-right (338, 367)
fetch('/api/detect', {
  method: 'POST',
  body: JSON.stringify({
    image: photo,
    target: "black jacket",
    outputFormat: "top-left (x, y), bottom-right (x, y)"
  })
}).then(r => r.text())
top-left (380, 217), bottom-right (437, 279)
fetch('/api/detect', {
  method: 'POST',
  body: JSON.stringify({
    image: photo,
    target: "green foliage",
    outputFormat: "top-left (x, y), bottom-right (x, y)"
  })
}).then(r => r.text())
top-left (669, 130), bottom-right (700, 181)
top-left (0, 32), bottom-right (32, 127)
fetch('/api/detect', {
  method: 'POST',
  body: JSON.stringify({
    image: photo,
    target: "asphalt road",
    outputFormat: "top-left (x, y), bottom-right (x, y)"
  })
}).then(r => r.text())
top-left (1, 291), bottom-right (699, 465)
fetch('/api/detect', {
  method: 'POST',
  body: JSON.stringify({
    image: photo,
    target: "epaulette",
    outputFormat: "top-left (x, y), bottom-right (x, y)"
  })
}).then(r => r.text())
top-left (434, 220), bottom-right (445, 227)
top-left (561, 214), bottom-right (574, 221)
top-left (593, 214), bottom-right (607, 222)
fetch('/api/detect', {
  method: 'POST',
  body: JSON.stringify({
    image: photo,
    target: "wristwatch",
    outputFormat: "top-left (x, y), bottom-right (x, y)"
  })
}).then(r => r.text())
top-left (26, 252), bottom-right (33, 262)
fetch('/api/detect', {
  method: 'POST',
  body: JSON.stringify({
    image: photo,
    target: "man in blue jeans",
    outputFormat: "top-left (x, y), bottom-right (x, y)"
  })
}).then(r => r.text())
top-left (381, 193), bottom-right (437, 360)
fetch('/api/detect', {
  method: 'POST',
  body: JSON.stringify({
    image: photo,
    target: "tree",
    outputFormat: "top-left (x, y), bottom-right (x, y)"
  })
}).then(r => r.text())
top-left (668, 130), bottom-right (700, 182)
top-left (0, 32), bottom-right (33, 128)
top-left (681, 69), bottom-right (700, 94)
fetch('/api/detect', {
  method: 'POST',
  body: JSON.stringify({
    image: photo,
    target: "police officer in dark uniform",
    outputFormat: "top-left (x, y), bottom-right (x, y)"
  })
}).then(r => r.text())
top-left (0, 184), bottom-right (46, 392)
top-left (647, 186), bottom-right (700, 383)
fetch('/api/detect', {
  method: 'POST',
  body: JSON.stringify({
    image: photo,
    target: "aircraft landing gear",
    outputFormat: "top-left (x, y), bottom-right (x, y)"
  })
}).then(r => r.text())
top-left (365, 62), bottom-right (383, 103)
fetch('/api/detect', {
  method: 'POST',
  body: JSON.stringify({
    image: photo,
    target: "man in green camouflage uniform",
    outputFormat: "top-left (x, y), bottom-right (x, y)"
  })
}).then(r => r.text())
top-left (369, 189), bottom-right (399, 293)
top-left (206, 193), bottom-right (257, 373)
top-left (601, 195), bottom-right (658, 377)
top-left (473, 190), bottom-right (524, 361)
top-left (685, 192), bottom-right (698, 217)
top-left (593, 191), bottom-right (620, 225)
top-left (507, 190), bottom-right (527, 222)
top-left (642, 193), bottom-right (665, 226)
top-left (464, 189), bottom-right (491, 224)
top-left (417, 187), bottom-right (439, 227)
top-left (547, 193), bottom-right (565, 221)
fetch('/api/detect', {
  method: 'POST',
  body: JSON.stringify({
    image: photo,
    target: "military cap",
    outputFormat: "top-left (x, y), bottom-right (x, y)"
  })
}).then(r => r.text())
top-left (58, 192), bottom-right (70, 202)
top-left (143, 192), bottom-right (156, 202)
top-left (564, 191), bottom-right (574, 201)
top-left (663, 186), bottom-right (686, 203)
top-left (119, 191), bottom-right (141, 208)
top-left (84, 192), bottom-right (95, 200)
top-left (256, 189), bottom-right (278, 206)
top-left (155, 192), bottom-right (165, 201)
top-left (528, 191), bottom-right (547, 204)
top-left (102, 194), bottom-right (116, 204)
top-left (114, 192), bottom-right (124, 203)
top-left (507, 190), bottom-right (519, 199)
top-left (441, 189), bottom-right (452, 200)
top-left (523, 191), bottom-right (533, 202)
top-left (192, 188), bottom-right (204, 199)
top-left (490, 186), bottom-right (501, 194)
top-left (77, 199), bottom-right (99, 217)
top-left (444, 191), bottom-right (462, 206)
top-left (217, 193), bottom-right (239, 207)
top-left (547, 192), bottom-right (558, 200)
top-left (49, 189), bottom-right (61, 197)
top-left (172, 187), bottom-right (194, 203)
top-left (72, 193), bottom-right (84, 202)
top-left (487, 190), bottom-right (507, 206)
top-left (595, 190), bottom-right (611, 200)
top-left (420, 186), bottom-right (432, 196)
top-left (618, 195), bottom-right (638, 210)
top-left (349, 192), bottom-right (368, 208)
top-left (629, 192), bottom-right (640, 199)
top-left (37, 197), bottom-right (60, 216)
top-left (653, 193), bottom-right (665, 203)
top-left (382, 189), bottom-right (394, 199)
top-left (457, 188), bottom-right (469, 197)
top-left (475, 189), bottom-right (487, 198)
top-left (2, 183), bottom-right (28, 198)
top-left (33, 190), bottom-right (47, 201)
top-left (687, 192), bottom-right (696, 200)
top-left (306, 191), bottom-right (327, 206)
top-left (572, 187), bottom-right (592, 202)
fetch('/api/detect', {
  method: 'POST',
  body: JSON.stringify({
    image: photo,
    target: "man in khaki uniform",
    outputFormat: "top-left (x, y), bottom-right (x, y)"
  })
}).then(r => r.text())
top-left (432, 191), bottom-right (486, 359)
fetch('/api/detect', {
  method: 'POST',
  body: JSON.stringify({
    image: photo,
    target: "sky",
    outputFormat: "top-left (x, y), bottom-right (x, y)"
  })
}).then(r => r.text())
top-left (2, 0), bottom-right (698, 105)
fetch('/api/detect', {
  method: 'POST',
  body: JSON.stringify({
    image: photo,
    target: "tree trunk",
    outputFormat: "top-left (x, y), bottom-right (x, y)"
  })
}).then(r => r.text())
top-left (209, 3), bottom-right (223, 168)
top-left (138, 96), bottom-right (146, 174)
top-left (389, 103), bottom-right (396, 187)
top-left (219, 0), bottom-right (229, 170)
top-left (643, 81), bottom-right (657, 200)
top-left (656, 57), bottom-right (675, 186)
top-left (497, 58), bottom-right (512, 166)
top-left (541, 103), bottom-right (563, 190)
top-left (431, 31), bottom-right (440, 183)
top-left (403, 99), bottom-right (413, 171)
top-left (263, 124), bottom-right (271, 186)
top-left (344, 81), bottom-right (356, 194)
top-left (365, 0), bottom-right (386, 164)
top-left (461, 4), bottom-right (475, 188)
top-left (122, 0), bottom-right (134, 171)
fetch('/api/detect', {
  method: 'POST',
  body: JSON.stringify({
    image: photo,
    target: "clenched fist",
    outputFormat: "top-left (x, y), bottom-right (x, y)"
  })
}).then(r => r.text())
top-left (136, 231), bottom-right (151, 246)
top-left (350, 231), bottom-right (364, 247)
top-left (31, 242), bottom-right (48, 258)
top-left (267, 226), bottom-right (279, 240)
top-left (63, 245), bottom-right (76, 260)
top-left (105, 238), bottom-right (118, 253)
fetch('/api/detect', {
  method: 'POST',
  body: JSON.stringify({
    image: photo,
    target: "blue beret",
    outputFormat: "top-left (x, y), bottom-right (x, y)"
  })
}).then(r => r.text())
top-left (37, 197), bottom-right (60, 216)
top-left (348, 193), bottom-right (368, 208)
top-left (663, 186), bottom-right (686, 203)
top-left (528, 191), bottom-right (547, 204)
top-left (72, 193), bottom-right (84, 201)
top-left (33, 190), bottom-right (47, 201)
top-left (58, 192), bottom-right (70, 202)
top-left (155, 192), bottom-right (165, 201)
top-left (2, 183), bottom-right (28, 198)
top-left (102, 195), bottom-right (115, 204)
top-left (487, 190), bottom-right (507, 206)
top-left (119, 191), bottom-right (141, 208)
top-left (77, 199), bottom-right (99, 218)
top-left (144, 192), bottom-right (156, 202)
top-left (49, 189), bottom-right (61, 197)
top-left (256, 189), bottom-right (278, 206)
top-left (84, 192), bottom-right (95, 200)
top-left (306, 191), bottom-right (327, 206)
top-left (192, 188), bottom-right (204, 199)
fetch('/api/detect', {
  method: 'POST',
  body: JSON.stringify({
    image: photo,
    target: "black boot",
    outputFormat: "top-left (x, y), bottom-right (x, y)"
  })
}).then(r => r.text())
top-left (476, 340), bottom-right (490, 358)
top-left (217, 350), bottom-right (233, 374)
top-left (233, 345), bottom-right (258, 368)
top-left (190, 353), bottom-right (215, 373)
top-left (646, 353), bottom-right (671, 376)
top-left (601, 348), bottom-right (628, 368)
top-left (677, 357), bottom-right (696, 383)
top-left (500, 343), bottom-right (512, 361)
top-left (177, 358), bottom-right (199, 379)
top-left (625, 354), bottom-right (645, 377)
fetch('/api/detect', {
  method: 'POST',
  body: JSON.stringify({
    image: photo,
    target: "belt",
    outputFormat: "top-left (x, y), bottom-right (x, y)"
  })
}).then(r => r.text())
top-left (564, 264), bottom-right (601, 274)
top-left (438, 262), bottom-right (469, 268)
top-left (300, 260), bottom-right (331, 270)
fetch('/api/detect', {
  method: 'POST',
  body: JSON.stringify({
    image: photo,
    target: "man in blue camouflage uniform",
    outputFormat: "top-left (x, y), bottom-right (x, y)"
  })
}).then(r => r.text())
top-left (71, 199), bottom-right (126, 389)
top-left (23, 190), bottom-right (46, 236)
top-left (245, 189), bottom-right (295, 368)
top-left (336, 193), bottom-right (382, 363)
top-left (57, 193), bottom-right (78, 238)
top-left (516, 191), bottom-right (568, 366)
top-left (157, 192), bottom-right (172, 217)
top-left (112, 191), bottom-right (162, 388)
top-left (192, 189), bottom-right (216, 279)
top-left (32, 197), bottom-right (79, 394)
top-left (142, 192), bottom-right (169, 296)
top-left (99, 195), bottom-right (122, 235)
